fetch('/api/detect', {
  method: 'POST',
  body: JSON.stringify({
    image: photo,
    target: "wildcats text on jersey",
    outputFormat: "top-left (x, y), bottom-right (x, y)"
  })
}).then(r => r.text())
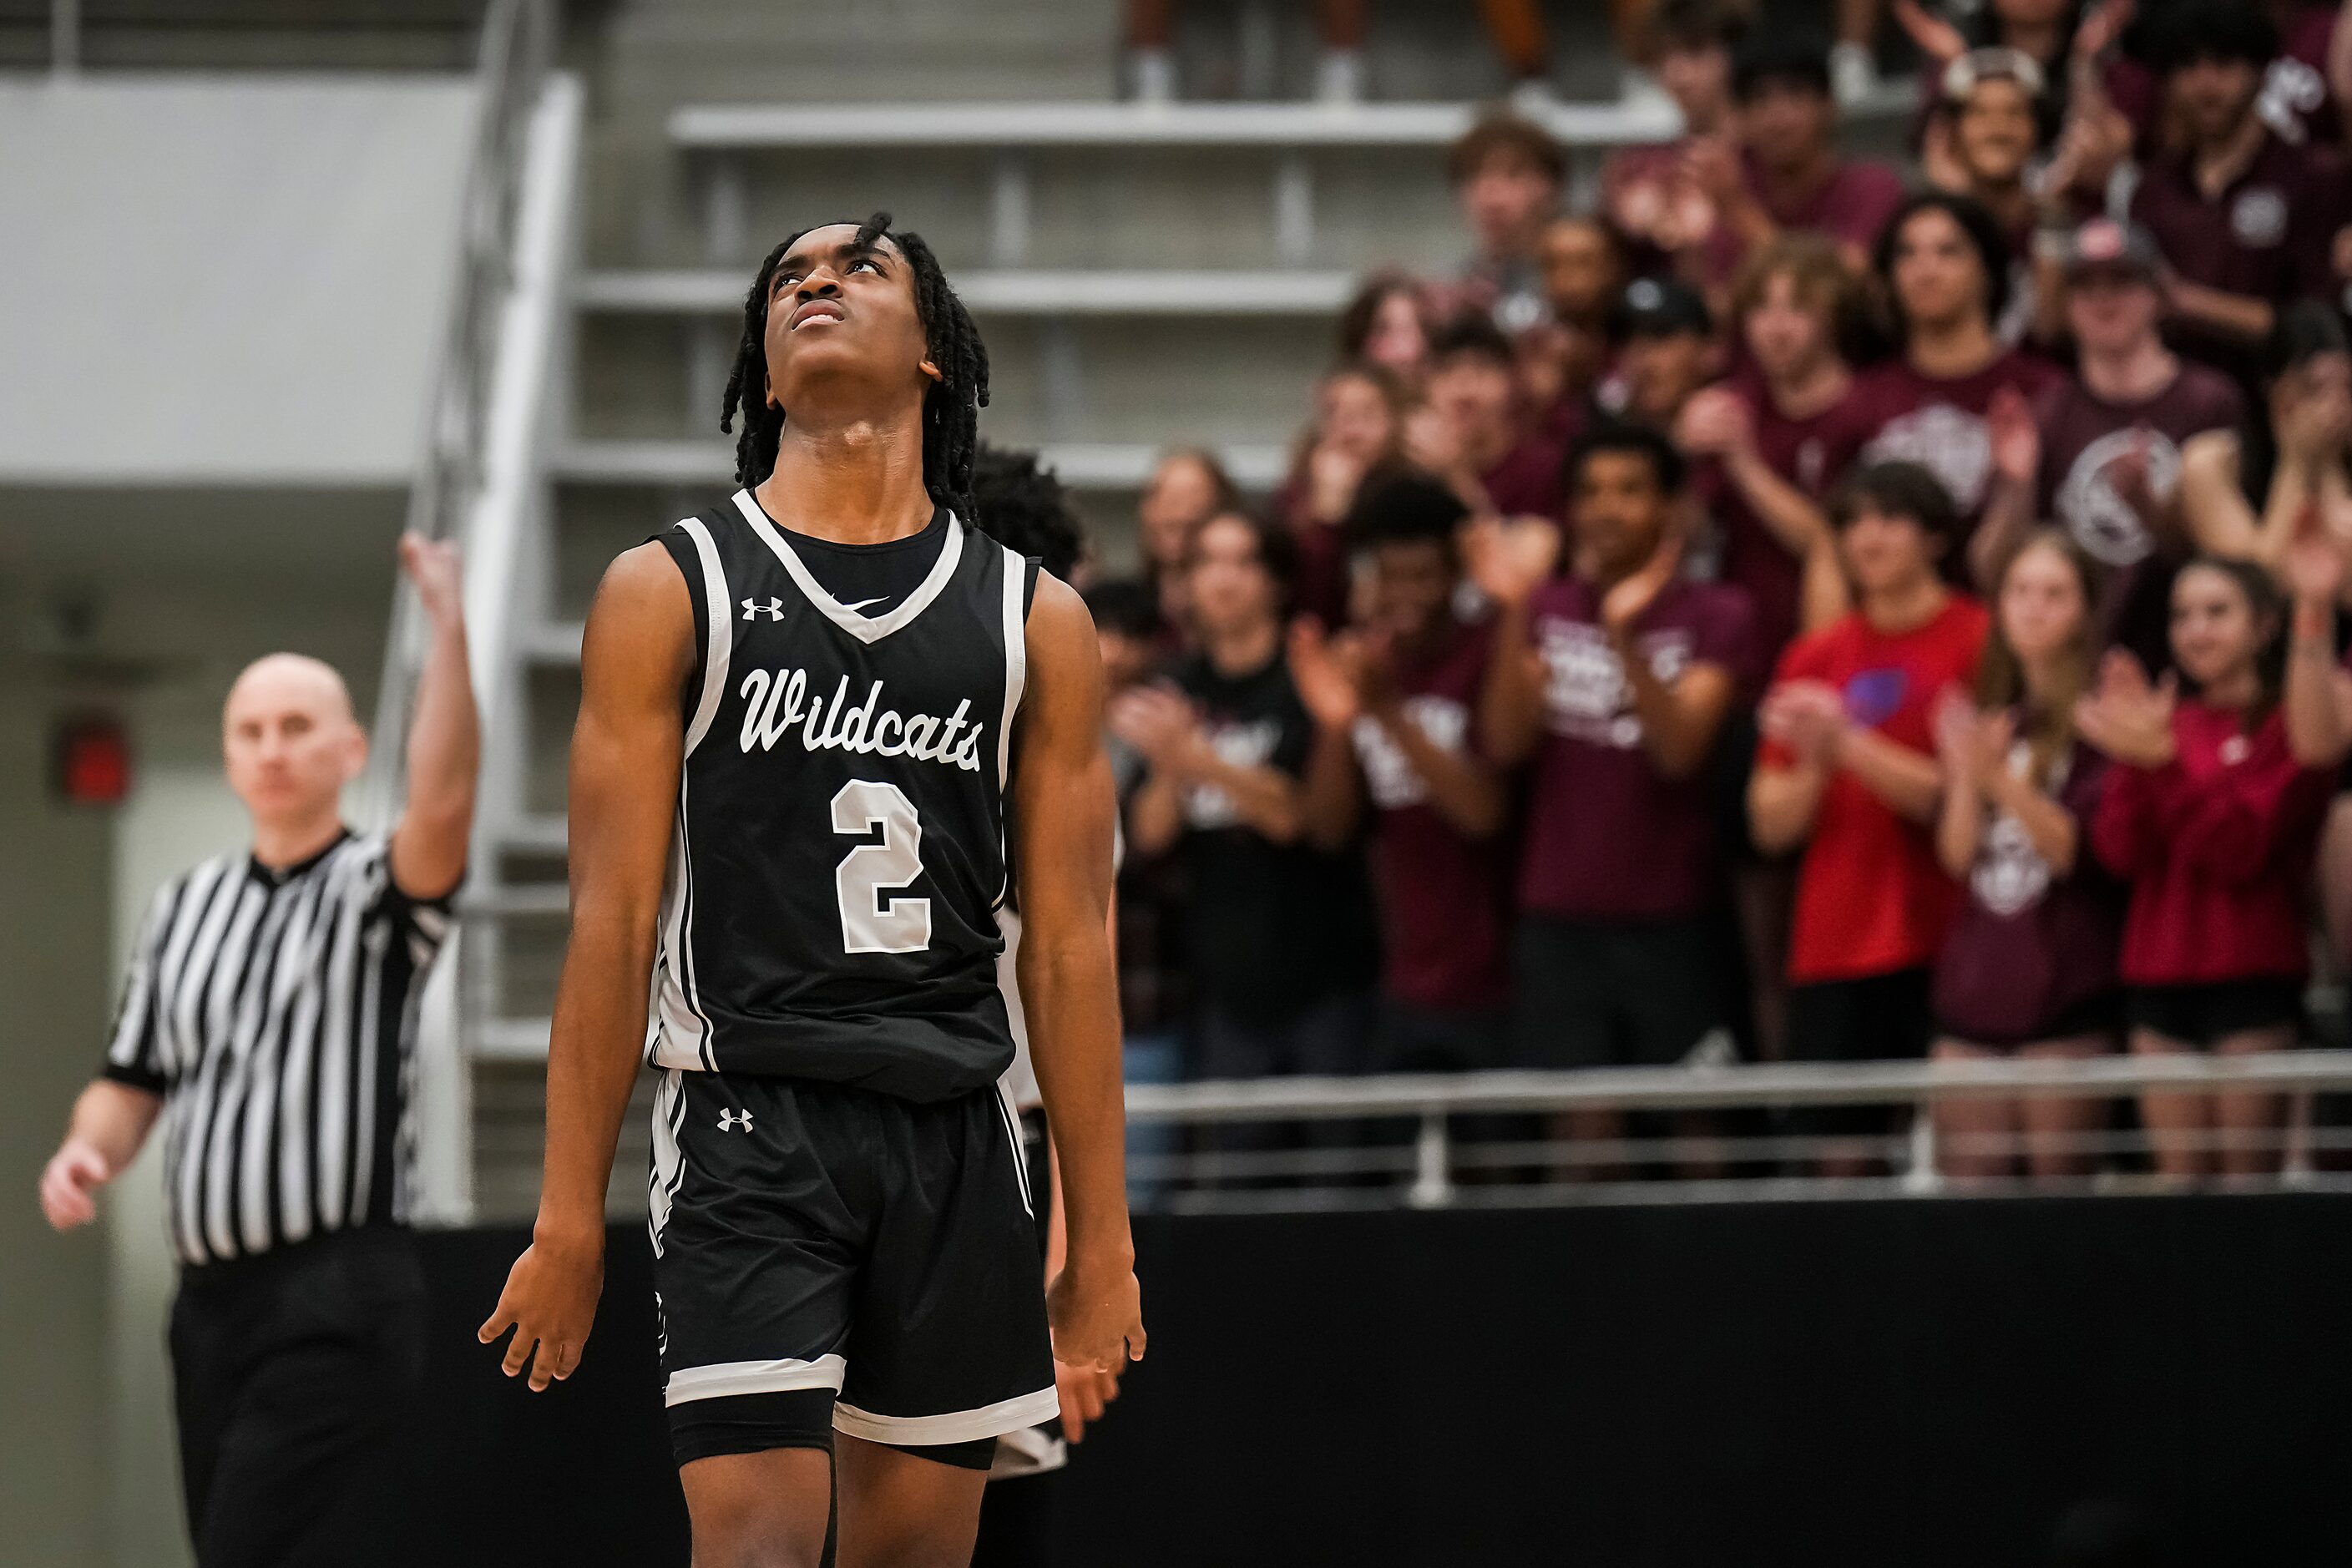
top-left (737, 667), bottom-right (987, 771)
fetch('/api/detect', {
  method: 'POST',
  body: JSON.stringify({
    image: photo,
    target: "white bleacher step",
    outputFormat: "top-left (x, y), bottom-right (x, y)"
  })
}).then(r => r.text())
top-left (666, 89), bottom-right (1920, 154)
top-left (551, 438), bottom-right (1287, 492)
top-left (576, 267), bottom-right (1356, 317)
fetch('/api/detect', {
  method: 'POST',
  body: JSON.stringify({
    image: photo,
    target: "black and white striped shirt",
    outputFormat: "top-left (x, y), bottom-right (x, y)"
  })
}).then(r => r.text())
top-left (101, 830), bottom-right (451, 1266)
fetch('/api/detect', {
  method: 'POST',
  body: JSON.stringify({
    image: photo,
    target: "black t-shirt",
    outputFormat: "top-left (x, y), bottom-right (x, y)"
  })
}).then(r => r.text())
top-left (1171, 650), bottom-right (1378, 1024)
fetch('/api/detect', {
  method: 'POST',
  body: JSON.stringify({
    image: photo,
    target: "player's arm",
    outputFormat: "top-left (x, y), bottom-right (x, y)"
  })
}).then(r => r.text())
top-left (388, 534), bottom-right (480, 901)
top-left (39, 1080), bottom-right (161, 1232)
top-left (1014, 574), bottom-right (1146, 1374)
top-left (479, 543), bottom-right (692, 1392)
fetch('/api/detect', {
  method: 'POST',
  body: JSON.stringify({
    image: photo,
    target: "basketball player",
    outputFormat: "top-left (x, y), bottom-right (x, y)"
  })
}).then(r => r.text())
top-left (478, 215), bottom-right (1145, 1568)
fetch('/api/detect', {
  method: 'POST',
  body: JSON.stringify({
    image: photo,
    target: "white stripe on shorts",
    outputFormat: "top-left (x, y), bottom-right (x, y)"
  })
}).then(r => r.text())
top-left (832, 1385), bottom-right (1062, 1446)
top-left (665, 1354), bottom-right (848, 1406)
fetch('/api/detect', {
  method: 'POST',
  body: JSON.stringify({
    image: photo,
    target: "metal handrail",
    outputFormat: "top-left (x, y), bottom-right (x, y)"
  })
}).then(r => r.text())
top-left (1124, 1050), bottom-right (2352, 1122)
top-left (361, 0), bottom-right (554, 823)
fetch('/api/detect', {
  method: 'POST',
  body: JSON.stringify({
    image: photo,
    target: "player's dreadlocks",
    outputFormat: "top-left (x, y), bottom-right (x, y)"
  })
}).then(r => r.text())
top-left (720, 211), bottom-right (991, 524)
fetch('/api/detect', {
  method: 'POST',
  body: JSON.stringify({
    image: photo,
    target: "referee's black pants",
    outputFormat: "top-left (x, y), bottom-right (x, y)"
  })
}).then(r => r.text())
top-left (169, 1226), bottom-right (426, 1567)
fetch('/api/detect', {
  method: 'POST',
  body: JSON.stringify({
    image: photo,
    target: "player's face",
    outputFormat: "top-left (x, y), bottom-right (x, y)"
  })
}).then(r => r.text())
top-left (2170, 563), bottom-right (2263, 689)
top-left (1572, 450), bottom-right (1671, 581)
top-left (223, 659), bottom-right (366, 826)
top-left (2066, 267), bottom-right (2161, 355)
top-left (1998, 540), bottom-right (2086, 665)
top-left (1890, 208), bottom-right (1990, 337)
top-left (759, 225), bottom-right (935, 411)
top-left (1367, 539), bottom-right (1455, 641)
top-left (1743, 272), bottom-right (1834, 384)
top-left (1540, 220), bottom-right (1621, 321)
top-left (1955, 80), bottom-right (2038, 185)
top-left (1187, 514), bottom-right (1277, 636)
top-left (1839, 505), bottom-right (1937, 597)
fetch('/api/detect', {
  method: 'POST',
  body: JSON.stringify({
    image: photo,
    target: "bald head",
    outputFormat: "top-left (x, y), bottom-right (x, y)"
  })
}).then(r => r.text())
top-left (227, 653), bottom-right (356, 726)
top-left (223, 652), bottom-right (366, 829)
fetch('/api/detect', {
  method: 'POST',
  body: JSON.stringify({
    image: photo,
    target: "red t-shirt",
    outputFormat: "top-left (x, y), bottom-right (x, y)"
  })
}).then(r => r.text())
top-left (1849, 350), bottom-right (2066, 542)
top-left (1763, 595), bottom-right (1990, 982)
top-left (1351, 621), bottom-right (1511, 1011)
top-left (2091, 702), bottom-right (2334, 986)
top-left (1517, 575), bottom-right (1758, 920)
top-left (1692, 374), bottom-right (1874, 664)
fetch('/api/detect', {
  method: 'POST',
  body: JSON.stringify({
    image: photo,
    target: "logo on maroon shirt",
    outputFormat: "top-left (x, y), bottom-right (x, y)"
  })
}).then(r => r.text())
top-left (2057, 428), bottom-right (2183, 567)
top-left (1862, 404), bottom-right (1993, 513)
top-left (2228, 188), bottom-right (2288, 249)
top-left (1352, 697), bottom-right (1469, 810)
top-left (1539, 620), bottom-right (1692, 748)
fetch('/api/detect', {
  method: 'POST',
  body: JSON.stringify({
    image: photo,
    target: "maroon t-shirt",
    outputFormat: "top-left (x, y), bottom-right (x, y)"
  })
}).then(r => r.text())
top-left (1482, 431), bottom-right (1569, 521)
top-left (2108, 15), bottom-right (2344, 154)
top-left (1516, 575), bottom-right (1757, 920)
top-left (1699, 155), bottom-right (1908, 287)
top-left (1849, 350), bottom-right (2066, 544)
top-left (2129, 131), bottom-right (2347, 381)
top-left (1692, 374), bottom-right (1874, 664)
top-left (2033, 366), bottom-right (2245, 665)
top-left (1932, 735), bottom-right (2125, 1046)
top-left (1351, 621), bottom-right (1511, 1011)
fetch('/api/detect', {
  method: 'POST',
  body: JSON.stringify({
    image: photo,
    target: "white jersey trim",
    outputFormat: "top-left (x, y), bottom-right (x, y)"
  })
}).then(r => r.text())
top-left (995, 543), bottom-right (1028, 792)
top-left (731, 488), bottom-right (966, 645)
top-left (832, 1386), bottom-right (1061, 1445)
top-left (665, 1353), bottom-right (848, 1406)
top-left (674, 516), bottom-right (734, 757)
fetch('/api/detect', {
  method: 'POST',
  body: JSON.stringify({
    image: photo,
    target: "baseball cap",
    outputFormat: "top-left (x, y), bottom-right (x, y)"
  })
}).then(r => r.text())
top-left (1940, 47), bottom-right (2046, 104)
top-left (1612, 276), bottom-right (1713, 341)
top-left (2062, 218), bottom-right (2163, 281)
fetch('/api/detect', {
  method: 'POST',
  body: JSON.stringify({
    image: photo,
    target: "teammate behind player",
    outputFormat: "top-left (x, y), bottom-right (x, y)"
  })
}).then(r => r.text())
top-left (478, 214), bottom-right (1143, 1568)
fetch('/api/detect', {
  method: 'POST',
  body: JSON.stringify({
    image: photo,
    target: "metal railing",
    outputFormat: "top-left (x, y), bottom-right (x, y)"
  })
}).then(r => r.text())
top-left (1124, 1050), bottom-right (2352, 1211)
top-left (361, 0), bottom-right (555, 821)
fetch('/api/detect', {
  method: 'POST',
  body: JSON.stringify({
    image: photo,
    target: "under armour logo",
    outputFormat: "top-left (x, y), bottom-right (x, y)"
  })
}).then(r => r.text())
top-left (717, 1109), bottom-right (754, 1132)
top-left (741, 598), bottom-right (785, 621)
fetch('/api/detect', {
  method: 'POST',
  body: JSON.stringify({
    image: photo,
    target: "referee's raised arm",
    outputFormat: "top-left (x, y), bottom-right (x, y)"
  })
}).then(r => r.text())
top-left (478, 541), bottom-right (694, 1391)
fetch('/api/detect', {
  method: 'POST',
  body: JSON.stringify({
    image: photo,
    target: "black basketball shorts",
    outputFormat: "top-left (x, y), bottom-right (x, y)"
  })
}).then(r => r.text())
top-left (650, 1070), bottom-right (1057, 1469)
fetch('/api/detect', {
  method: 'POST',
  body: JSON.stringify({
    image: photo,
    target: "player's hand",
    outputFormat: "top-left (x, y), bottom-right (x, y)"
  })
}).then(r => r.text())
top-left (478, 1227), bottom-right (604, 1392)
top-left (39, 1138), bottom-right (112, 1231)
top-left (1046, 1256), bottom-right (1146, 1375)
top-left (1054, 1358), bottom-right (1122, 1444)
top-left (398, 532), bottom-right (466, 629)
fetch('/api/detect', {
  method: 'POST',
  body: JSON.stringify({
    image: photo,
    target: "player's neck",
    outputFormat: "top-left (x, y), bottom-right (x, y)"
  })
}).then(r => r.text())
top-left (2081, 336), bottom-right (2177, 405)
top-left (250, 810), bottom-right (345, 873)
top-left (1907, 317), bottom-right (1998, 380)
top-left (757, 408), bottom-right (935, 546)
top-left (1201, 616), bottom-right (1279, 678)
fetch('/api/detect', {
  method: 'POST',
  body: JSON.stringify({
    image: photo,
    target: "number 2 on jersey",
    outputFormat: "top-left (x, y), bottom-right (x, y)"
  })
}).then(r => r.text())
top-left (831, 780), bottom-right (931, 953)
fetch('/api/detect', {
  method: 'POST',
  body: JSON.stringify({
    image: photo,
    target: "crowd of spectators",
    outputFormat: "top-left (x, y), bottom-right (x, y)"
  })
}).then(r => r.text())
top-left (1080, 0), bottom-right (2352, 1184)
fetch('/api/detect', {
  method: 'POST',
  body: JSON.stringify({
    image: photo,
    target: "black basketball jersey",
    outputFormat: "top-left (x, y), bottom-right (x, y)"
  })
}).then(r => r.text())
top-left (650, 488), bottom-right (1036, 1102)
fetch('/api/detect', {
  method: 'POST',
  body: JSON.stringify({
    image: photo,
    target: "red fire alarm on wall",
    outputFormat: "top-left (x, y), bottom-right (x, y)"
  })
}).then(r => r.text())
top-left (53, 714), bottom-right (131, 806)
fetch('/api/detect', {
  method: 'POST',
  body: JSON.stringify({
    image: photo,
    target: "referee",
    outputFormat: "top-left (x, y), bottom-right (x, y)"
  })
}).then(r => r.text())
top-left (38, 534), bottom-right (477, 1567)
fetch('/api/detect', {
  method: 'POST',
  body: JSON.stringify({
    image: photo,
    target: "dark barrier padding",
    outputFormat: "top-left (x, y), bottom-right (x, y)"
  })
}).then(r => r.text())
top-left (419, 1196), bottom-right (2352, 1565)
